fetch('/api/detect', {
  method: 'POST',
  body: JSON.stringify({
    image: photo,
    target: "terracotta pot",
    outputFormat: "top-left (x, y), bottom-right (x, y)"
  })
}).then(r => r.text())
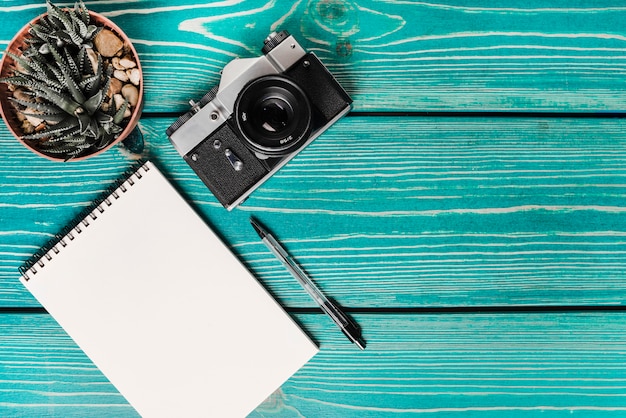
top-left (0, 11), bottom-right (143, 161)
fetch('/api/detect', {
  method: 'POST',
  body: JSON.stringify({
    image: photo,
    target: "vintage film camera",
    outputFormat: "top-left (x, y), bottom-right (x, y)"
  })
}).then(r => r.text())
top-left (166, 31), bottom-right (352, 210)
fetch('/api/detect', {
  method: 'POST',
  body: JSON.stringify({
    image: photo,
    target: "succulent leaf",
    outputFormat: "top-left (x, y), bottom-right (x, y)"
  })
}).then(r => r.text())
top-left (62, 68), bottom-right (87, 105)
top-left (76, 112), bottom-right (97, 136)
top-left (47, 1), bottom-right (74, 34)
top-left (29, 80), bottom-right (82, 115)
top-left (4, 52), bottom-right (36, 76)
top-left (74, 1), bottom-right (90, 25)
top-left (84, 90), bottom-right (104, 115)
top-left (39, 125), bottom-right (84, 143)
top-left (62, 47), bottom-right (80, 79)
top-left (21, 110), bottom-right (67, 123)
top-left (9, 97), bottom-right (63, 114)
top-left (86, 53), bottom-right (106, 97)
top-left (38, 43), bottom-right (51, 54)
top-left (76, 46), bottom-right (87, 71)
top-left (79, 73), bottom-right (98, 90)
top-left (29, 23), bottom-right (53, 42)
top-left (96, 133), bottom-right (115, 149)
top-left (71, 12), bottom-right (88, 38)
top-left (113, 100), bottom-right (128, 125)
top-left (23, 124), bottom-right (73, 140)
top-left (85, 25), bottom-right (101, 40)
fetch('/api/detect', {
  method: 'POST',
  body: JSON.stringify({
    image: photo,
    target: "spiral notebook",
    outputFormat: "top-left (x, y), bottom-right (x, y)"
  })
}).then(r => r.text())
top-left (19, 161), bottom-right (318, 417)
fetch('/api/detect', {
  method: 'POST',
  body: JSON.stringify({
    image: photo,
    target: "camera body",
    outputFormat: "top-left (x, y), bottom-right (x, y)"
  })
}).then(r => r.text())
top-left (166, 31), bottom-right (352, 209)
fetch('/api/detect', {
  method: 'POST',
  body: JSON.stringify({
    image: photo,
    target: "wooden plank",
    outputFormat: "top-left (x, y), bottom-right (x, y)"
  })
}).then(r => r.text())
top-left (0, 312), bottom-right (625, 417)
top-left (241, 116), bottom-right (626, 308)
top-left (0, 314), bottom-right (137, 417)
top-left (282, 312), bottom-right (626, 417)
top-left (2, 116), bottom-right (625, 307)
top-left (2, 1), bottom-right (626, 112)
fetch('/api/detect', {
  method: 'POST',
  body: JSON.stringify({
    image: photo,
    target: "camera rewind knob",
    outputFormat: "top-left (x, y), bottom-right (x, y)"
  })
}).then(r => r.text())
top-left (262, 30), bottom-right (290, 54)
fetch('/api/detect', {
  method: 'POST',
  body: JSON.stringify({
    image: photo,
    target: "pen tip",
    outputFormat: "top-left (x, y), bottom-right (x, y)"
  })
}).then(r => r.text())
top-left (355, 338), bottom-right (366, 350)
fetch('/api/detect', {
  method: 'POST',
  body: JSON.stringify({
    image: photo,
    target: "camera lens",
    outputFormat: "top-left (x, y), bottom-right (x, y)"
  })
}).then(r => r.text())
top-left (255, 97), bottom-right (291, 134)
top-left (235, 75), bottom-right (312, 157)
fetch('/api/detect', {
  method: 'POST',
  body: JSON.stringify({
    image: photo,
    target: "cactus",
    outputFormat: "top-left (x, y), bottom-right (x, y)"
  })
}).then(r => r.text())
top-left (0, 1), bottom-right (130, 160)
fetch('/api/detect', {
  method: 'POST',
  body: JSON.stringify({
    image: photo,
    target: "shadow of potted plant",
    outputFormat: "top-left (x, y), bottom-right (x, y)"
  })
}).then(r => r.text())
top-left (0, 0), bottom-right (143, 161)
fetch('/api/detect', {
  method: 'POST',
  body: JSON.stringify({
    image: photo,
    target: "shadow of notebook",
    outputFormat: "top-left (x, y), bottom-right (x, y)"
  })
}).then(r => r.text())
top-left (19, 161), bottom-right (318, 417)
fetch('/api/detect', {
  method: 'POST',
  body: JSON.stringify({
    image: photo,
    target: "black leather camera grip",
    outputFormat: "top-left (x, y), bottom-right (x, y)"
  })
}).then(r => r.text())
top-left (184, 124), bottom-right (269, 208)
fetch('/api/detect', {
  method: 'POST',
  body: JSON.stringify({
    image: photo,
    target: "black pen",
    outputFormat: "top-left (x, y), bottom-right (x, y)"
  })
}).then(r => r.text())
top-left (250, 218), bottom-right (366, 350)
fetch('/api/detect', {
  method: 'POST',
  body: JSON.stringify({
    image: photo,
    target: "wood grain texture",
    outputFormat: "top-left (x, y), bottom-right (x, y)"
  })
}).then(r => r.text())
top-left (3, 1), bottom-right (626, 112)
top-left (283, 312), bottom-right (626, 417)
top-left (1, 313), bottom-right (625, 417)
top-left (1, 1), bottom-right (625, 416)
top-left (1, 117), bottom-right (625, 308)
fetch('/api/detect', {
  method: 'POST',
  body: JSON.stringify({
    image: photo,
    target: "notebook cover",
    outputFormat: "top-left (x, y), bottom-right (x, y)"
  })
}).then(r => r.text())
top-left (19, 161), bottom-right (318, 417)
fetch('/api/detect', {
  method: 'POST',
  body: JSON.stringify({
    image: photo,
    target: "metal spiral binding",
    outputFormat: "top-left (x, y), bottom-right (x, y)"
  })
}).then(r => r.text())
top-left (19, 160), bottom-right (151, 281)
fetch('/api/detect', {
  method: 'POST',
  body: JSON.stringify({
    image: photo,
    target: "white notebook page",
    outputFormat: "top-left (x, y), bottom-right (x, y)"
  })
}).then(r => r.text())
top-left (20, 161), bottom-right (318, 417)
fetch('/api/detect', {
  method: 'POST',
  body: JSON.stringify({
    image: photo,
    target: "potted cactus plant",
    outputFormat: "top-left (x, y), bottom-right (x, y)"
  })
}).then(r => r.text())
top-left (0, 0), bottom-right (142, 161)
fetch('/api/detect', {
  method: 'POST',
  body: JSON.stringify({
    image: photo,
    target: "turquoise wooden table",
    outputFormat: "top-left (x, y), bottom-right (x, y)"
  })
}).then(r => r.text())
top-left (1, 1), bottom-right (626, 416)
